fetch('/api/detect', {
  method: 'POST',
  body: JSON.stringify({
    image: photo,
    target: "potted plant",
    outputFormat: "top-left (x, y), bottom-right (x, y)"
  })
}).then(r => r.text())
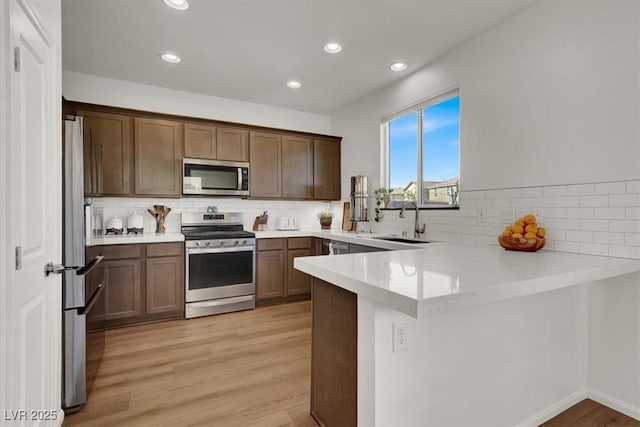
top-left (317, 211), bottom-right (334, 229)
top-left (374, 187), bottom-right (389, 222)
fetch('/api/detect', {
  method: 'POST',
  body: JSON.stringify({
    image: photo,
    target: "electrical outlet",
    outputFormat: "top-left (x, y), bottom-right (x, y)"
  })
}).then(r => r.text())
top-left (499, 208), bottom-right (515, 224)
top-left (477, 208), bottom-right (487, 224)
top-left (393, 321), bottom-right (409, 352)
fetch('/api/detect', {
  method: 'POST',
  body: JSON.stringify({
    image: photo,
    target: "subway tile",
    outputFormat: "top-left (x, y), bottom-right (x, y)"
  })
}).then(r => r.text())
top-left (609, 245), bottom-right (640, 260)
top-left (567, 184), bottom-right (594, 196)
top-left (546, 218), bottom-right (580, 230)
top-left (609, 220), bottom-right (640, 233)
top-left (579, 219), bottom-right (608, 232)
top-left (593, 232), bottom-right (625, 245)
top-left (610, 194), bottom-right (640, 207)
top-left (541, 207), bottom-right (567, 219)
top-left (477, 199), bottom-right (492, 209)
top-left (579, 243), bottom-right (609, 257)
top-left (484, 189), bottom-right (503, 199)
top-left (530, 197), bottom-right (555, 208)
top-left (543, 185), bottom-right (568, 197)
top-left (594, 207), bottom-right (625, 220)
top-left (627, 207), bottom-right (640, 220)
top-left (594, 181), bottom-right (626, 195)
top-left (461, 199), bottom-right (477, 209)
top-left (567, 230), bottom-right (593, 242)
top-left (462, 191), bottom-right (486, 200)
top-left (545, 229), bottom-right (566, 241)
top-left (579, 195), bottom-right (609, 208)
top-left (510, 198), bottom-right (532, 208)
top-left (626, 180), bottom-right (640, 194)
top-left (566, 208), bottom-right (594, 219)
top-left (554, 241), bottom-right (580, 253)
top-left (625, 233), bottom-right (640, 247)
top-left (554, 197), bottom-right (580, 208)
top-left (492, 199), bottom-right (512, 208)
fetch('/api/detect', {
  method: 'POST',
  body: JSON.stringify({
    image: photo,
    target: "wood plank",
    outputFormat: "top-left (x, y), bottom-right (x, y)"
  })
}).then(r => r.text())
top-left (541, 399), bottom-right (640, 427)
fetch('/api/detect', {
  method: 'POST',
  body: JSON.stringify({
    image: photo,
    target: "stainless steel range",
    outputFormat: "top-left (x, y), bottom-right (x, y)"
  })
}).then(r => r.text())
top-left (182, 212), bottom-right (256, 318)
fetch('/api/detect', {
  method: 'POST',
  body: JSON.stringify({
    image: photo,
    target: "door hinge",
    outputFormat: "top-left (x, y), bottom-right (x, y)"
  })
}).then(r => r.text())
top-left (14, 47), bottom-right (20, 72)
top-left (15, 246), bottom-right (22, 270)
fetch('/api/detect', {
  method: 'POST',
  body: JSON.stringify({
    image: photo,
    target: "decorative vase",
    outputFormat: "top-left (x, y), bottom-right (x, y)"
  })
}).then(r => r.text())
top-left (320, 217), bottom-right (333, 230)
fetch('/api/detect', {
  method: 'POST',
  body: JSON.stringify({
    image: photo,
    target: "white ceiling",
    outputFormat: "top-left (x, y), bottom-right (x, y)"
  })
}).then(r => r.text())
top-left (62, 0), bottom-right (540, 115)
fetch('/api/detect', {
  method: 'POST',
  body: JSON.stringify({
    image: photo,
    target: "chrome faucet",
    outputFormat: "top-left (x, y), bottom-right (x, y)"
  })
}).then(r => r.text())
top-left (399, 201), bottom-right (426, 239)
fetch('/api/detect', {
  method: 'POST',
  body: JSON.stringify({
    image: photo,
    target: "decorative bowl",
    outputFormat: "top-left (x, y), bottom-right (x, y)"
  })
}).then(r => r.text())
top-left (498, 235), bottom-right (545, 252)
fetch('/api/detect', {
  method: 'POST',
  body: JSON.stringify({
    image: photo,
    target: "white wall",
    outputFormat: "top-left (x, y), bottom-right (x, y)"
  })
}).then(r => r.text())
top-left (63, 71), bottom-right (332, 135)
top-left (332, 0), bottom-right (640, 193)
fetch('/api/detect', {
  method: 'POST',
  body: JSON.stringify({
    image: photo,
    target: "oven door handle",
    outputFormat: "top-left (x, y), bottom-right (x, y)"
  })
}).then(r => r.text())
top-left (187, 246), bottom-right (255, 255)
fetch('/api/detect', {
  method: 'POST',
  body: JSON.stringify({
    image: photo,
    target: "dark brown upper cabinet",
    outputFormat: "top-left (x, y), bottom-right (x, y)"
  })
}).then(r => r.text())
top-left (134, 117), bottom-right (183, 197)
top-left (313, 138), bottom-right (341, 200)
top-left (184, 123), bottom-right (216, 159)
top-left (249, 131), bottom-right (282, 198)
top-left (217, 126), bottom-right (249, 162)
top-left (281, 135), bottom-right (313, 199)
top-left (80, 110), bottom-right (133, 196)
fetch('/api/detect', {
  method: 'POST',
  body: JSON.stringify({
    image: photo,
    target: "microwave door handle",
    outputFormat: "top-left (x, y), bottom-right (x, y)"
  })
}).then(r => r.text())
top-left (237, 168), bottom-right (242, 190)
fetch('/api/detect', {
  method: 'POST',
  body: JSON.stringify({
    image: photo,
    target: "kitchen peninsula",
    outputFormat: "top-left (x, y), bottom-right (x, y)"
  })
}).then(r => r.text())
top-left (295, 242), bottom-right (640, 426)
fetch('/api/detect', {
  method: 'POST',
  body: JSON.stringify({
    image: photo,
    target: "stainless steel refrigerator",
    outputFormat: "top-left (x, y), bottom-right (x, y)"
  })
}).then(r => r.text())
top-left (61, 116), bottom-right (105, 413)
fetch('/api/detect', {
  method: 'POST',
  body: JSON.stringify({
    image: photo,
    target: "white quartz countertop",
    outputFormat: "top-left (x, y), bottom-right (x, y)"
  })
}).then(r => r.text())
top-left (294, 241), bottom-right (640, 318)
top-left (86, 232), bottom-right (185, 246)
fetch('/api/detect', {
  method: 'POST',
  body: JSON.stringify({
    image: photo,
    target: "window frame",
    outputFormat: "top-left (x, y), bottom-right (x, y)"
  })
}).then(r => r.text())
top-left (381, 86), bottom-right (460, 210)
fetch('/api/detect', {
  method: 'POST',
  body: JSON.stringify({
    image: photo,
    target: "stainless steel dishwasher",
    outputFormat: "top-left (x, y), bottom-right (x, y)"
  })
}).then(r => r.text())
top-left (330, 240), bottom-right (388, 254)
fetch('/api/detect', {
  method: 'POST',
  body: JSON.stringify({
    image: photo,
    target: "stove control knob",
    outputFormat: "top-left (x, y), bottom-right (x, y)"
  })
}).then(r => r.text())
top-left (219, 241), bottom-right (225, 247)
top-left (242, 240), bottom-right (247, 246)
top-left (195, 241), bottom-right (201, 247)
top-left (205, 241), bottom-right (211, 247)
top-left (234, 240), bottom-right (239, 246)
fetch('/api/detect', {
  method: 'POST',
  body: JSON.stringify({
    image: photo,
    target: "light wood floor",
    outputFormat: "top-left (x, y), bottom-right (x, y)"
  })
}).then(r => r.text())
top-left (64, 300), bottom-right (315, 427)
top-left (64, 301), bottom-right (640, 427)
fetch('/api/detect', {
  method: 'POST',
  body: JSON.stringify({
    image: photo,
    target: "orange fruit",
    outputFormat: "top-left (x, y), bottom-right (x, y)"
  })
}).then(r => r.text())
top-left (515, 220), bottom-right (526, 227)
top-left (536, 227), bottom-right (546, 238)
top-left (510, 224), bottom-right (524, 234)
top-left (523, 214), bottom-right (536, 224)
top-left (511, 233), bottom-right (523, 239)
top-left (502, 229), bottom-right (513, 237)
top-left (525, 224), bottom-right (538, 234)
top-left (524, 232), bottom-right (537, 239)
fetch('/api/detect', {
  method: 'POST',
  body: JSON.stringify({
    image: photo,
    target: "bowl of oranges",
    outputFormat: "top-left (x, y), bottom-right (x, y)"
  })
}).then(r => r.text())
top-left (498, 214), bottom-right (546, 252)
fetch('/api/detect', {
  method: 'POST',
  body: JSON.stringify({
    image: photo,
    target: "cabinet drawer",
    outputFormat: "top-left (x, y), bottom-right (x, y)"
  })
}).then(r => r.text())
top-left (87, 244), bottom-right (143, 260)
top-left (287, 237), bottom-right (312, 249)
top-left (257, 238), bottom-right (285, 251)
top-left (146, 242), bottom-right (183, 258)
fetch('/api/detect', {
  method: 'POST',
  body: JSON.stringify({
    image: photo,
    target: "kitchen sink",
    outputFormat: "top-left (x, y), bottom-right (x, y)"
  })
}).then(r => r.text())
top-left (373, 236), bottom-right (432, 244)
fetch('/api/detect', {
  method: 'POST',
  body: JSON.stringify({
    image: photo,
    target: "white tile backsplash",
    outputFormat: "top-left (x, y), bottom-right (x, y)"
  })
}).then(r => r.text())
top-left (371, 179), bottom-right (640, 259)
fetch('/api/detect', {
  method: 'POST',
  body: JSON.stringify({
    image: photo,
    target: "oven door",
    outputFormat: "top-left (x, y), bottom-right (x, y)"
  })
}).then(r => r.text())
top-left (186, 246), bottom-right (255, 302)
top-left (183, 158), bottom-right (249, 196)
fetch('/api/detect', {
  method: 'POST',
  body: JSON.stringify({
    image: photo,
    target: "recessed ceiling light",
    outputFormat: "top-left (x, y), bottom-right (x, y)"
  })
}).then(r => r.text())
top-left (323, 42), bottom-right (342, 54)
top-left (286, 80), bottom-right (302, 89)
top-left (390, 62), bottom-right (407, 72)
top-left (160, 52), bottom-right (181, 63)
top-left (163, 0), bottom-right (189, 10)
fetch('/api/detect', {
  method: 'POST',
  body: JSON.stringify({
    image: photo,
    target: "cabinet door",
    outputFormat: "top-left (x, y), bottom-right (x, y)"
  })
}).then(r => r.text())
top-left (184, 123), bottom-right (216, 159)
top-left (88, 259), bottom-right (143, 323)
top-left (134, 117), bottom-right (182, 196)
top-left (256, 250), bottom-right (285, 300)
top-left (249, 131), bottom-right (282, 198)
top-left (80, 110), bottom-right (133, 196)
top-left (313, 138), bottom-right (341, 200)
top-left (282, 135), bottom-right (313, 199)
top-left (217, 126), bottom-right (249, 161)
top-left (146, 256), bottom-right (184, 314)
top-left (286, 248), bottom-right (312, 296)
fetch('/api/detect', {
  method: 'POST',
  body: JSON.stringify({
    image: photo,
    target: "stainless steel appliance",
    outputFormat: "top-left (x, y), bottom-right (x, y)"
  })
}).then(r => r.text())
top-left (350, 175), bottom-right (369, 222)
top-left (329, 240), bottom-right (387, 254)
top-left (61, 117), bottom-right (106, 413)
top-left (182, 212), bottom-right (256, 318)
top-left (183, 158), bottom-right (249, 196)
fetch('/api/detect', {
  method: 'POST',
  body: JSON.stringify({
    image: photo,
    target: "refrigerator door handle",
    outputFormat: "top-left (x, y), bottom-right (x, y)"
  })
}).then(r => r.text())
top-left (78, 281), bottom-right (104, 316)
top-left (75, 255), bottom-right (104, 276)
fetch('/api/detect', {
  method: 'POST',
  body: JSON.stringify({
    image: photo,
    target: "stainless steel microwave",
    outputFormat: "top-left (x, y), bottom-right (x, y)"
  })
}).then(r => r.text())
top-left (183, 158), bottom-right (249, 196)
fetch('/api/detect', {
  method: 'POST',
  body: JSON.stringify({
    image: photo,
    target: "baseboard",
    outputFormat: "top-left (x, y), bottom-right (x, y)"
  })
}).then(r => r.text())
top-left (515, 388), bottom-right (588, 427)
top-left (589, 388), bottom-right (640, 421)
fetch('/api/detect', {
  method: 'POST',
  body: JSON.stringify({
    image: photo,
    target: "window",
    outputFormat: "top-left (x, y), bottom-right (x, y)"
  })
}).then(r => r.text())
top-left (383, 89), bottom-right (460, 208)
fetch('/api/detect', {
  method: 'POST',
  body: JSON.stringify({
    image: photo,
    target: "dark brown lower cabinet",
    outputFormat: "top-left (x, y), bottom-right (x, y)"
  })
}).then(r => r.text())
top-left (256, 237), bottom-right (313, 304)
top-left (87, 242), bottom-right (184, 330)
top-left (311, 278), bottom-right (357, 427)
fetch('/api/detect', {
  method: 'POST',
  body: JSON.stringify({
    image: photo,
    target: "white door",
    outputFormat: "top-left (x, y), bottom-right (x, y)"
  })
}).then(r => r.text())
top-left (2, 0), bottom-right (62, 425)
